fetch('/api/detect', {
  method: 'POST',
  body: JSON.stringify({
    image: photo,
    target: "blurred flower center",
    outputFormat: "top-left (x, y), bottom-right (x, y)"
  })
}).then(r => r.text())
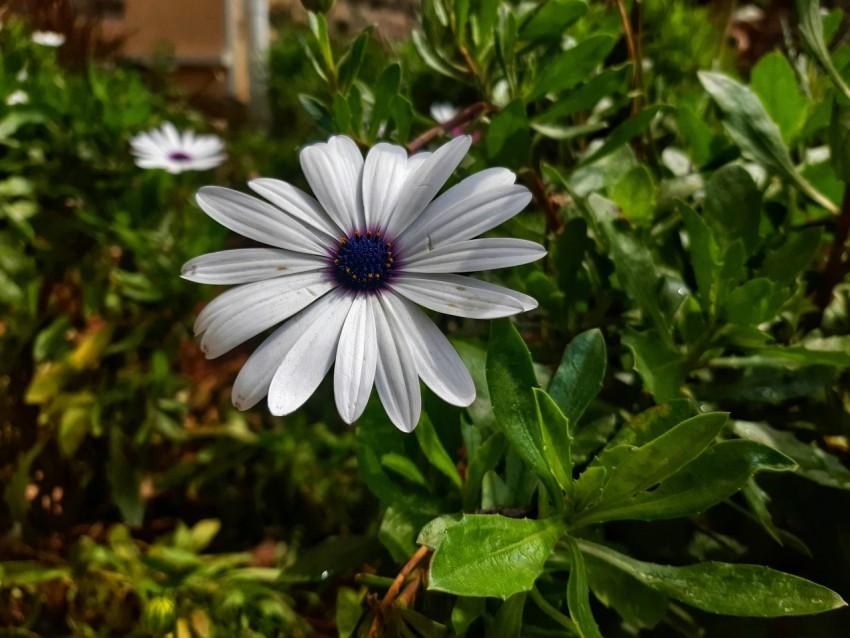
top-left (168, 151), bottom-right (194, 162)
top-left (331, 231), bottom-right (395, 291)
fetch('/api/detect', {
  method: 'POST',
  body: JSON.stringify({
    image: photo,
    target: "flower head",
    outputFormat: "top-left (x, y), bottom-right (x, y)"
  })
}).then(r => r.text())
top-left (32, 31), bottom-right (65, 47)
top-left (183, 136), bottom-right (544, 432)
top-left (130, 122), bottom-right (226, 174)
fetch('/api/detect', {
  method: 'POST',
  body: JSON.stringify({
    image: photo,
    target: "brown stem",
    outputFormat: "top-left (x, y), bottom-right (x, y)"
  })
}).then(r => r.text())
top-left (407, 102), bottom-right (496, 153)
top-left (816, 182), bottom-right (850, 311)
top-left (367, 545), bottom-right (431, 638)
top-left (524, 169), bottom-right (562, 234)
top-left (615, 0), bottom-right (644, 115)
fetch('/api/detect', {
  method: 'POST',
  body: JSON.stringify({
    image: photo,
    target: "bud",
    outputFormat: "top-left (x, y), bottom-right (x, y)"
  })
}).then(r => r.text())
top-left (143, 596), bottom-right (176, 634)
top-left (301, 0), bottom-right (336, 13)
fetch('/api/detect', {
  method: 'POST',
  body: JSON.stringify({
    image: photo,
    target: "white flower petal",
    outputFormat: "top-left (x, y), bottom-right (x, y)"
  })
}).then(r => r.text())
top-left (195, 272), bottom-right (336, 358)
top-left (196, 186), bottom-right (330, 255)
top-left (384, 136), bottom-right (472, 239)
top-left (163, 122), bottom-right (181, 149)
top-left (334, 294), bottom-right (378, 423)
top-left (400, 169), bottom-right (530, 253)
top-left (362, 143), bottom-right (408, 231)
top-left (181, 248), bottom-right (326, 284)
top-left (249, 178), bottom-right (342, 238)
top-left (231, 290), bottom-right (342, 410)
top-left (300, 136), bottom-right (365, 231)
top-left (267, 292), bottom-right (354, 415)
top-left (374, 296), bottom-right (421, 432)
top-left (403, 238), bottom-right (546, 273)
top-left (383, 292), bottom-right (475, 407)
top-left (389, 273), bottom-right (537, 319)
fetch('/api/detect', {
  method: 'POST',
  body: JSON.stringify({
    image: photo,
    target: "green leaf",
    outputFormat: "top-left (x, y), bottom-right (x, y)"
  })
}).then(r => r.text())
top-left (389, 95), bottom-right (414, 143)
top-left (337, 27), bottom-right (373, 92)
top-left (677, 106), bottom-right (727, 167)
top-left (732, 420), bottom-right (850, 490)
top-left (576, 412), bottom-right (729, 522)
top-left (581, 105), bottom-right (669, 166)
top-left (464, 431), bottom-right (508, 510)
top-left (592, 195), bottom-right (672, 339)
top-left (520, 0), bottom-right (587, 42)
top-left (486, 99), bottom-right (530, 169)
top-left (452, 596), bottom-right (486, 635)
top-left (797, 0), bottom-right (850, 103)
top-left (606, 399), bottom-right (694, 449)
top-left (379, 506), bottom-right (420, 562)
top-left (829, 101), bottom-right (850, 183)
top-left (528, 35), bottom-right (616, 101)
top-left (369, 63), bottom-right (401, 139)
top-left (612, 165), bottom-right (656, 225)
top-left (579, 440), bottom-right (794, 524)
top-left (565, 537), bottom-right (603, 638)
top-left (622, 329), bottom-right (685, 402)
top-left (723, 278), bottom-right (789, 325)
top-left (535, 65), bottom-right (631, 124)
top-left (533, 389), bottom-right (573, 494)
top-left (585, 554), bottom-right (667, 630)
top-left (576, 539), bottom-right (846, 617)
top-left (107, 428), bottom-right (145, 526)
top-left (487, 319), bottom-right (561, 504)
top-left (680, 201), bottom-right (721, 309)
top-left (751, 51), bottom-right (809, 142)
top-left (486, 593), bottom-right (526, 638)
top-left (428, 514), bottom-right (566, 599)
top-left (703, 164), bottom-right (761, 256)
top-left (3, 440), bottom-right (46, 525)
top-left (412, 30), bottom-right (464, 81)
top-left (758, 227), bottom-right (822, 284)
top-left (548, 329), bottom-right (607, 426)
top-left (415, 413), bottom-right (463, 490)
top-left (698, 71), bottom-right (839, 214)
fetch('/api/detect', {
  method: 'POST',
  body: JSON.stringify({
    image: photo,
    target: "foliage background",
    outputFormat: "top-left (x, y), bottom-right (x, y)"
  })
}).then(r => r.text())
top-left (2, 0), bottom-right (850, 636)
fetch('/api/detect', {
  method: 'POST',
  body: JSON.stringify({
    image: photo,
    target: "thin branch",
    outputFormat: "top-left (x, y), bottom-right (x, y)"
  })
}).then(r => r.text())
top-left (367, 545), bottom-right (431, 638)
top-left (407, 102), bottom-right (495, 153)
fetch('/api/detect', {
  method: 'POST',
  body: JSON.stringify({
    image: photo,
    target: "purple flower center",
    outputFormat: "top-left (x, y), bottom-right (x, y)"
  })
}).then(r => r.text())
top-left (331, 231), bottom-right (396, 292)
top-left (168, 151), bottom-right (193, 162)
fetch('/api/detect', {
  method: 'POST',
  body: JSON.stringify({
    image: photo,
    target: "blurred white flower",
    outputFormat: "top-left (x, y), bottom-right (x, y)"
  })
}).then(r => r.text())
top-left (183, 135), bottom-right (544, 432)
top-left (430, 102), bottom-right (459, 125)
top-left (130, 122), bottom-right (226, 174)
top-left (6, 90), bottom-right (29, 106)
top-left (32, 31), bottom-right (65, 47)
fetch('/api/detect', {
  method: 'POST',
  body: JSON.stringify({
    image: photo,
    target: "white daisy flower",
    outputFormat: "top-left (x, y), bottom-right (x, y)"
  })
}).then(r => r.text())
top-left (182, 135), bottom-right (545, 432)
top-left (32, 31), bottom-right (65, 47)
top-left (130, 122), bottom-right (226, 174)
top-left (6, 90), bottom-right (28, 106)
top-left (430, 102), bottom-right (459, 125)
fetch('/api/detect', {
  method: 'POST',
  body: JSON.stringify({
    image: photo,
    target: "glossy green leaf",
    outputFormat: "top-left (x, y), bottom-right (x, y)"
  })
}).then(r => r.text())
top-left (758, 227), bottom-right (822, 284)
top-left (486, 593), bottom-right (526, 638)
top-left (723, 278), bottom-right (789, 325)
top-left (592, 195), bottom-right (672, 339)
top-left (612, 164), bottom-right (656, 225)
top-left (520, 0), bottom-right (587, 42)
top-left (797, 0), bottom-right (850, 102)
top-left (535, 65), bottom-right (631, 123)
top-left (585, 554), bottom-right (667, 630)
top-left (576, 412), bottom-right (729, 521)
top-left (680, 201), bottom-right (721, 308)
top-left (487, 319), bottom-right (560, 503)
top-left (751, 51), bottom-right (808, 142)
top-left (606, 399), bottom-right (694, 449)
top-left (581, 105), bottom-right (669, 166)
top-left (698, 71), bottom-right (839, 214)
top-left (733, 421), bottom-right (850, 490)
top-left (622, 329), bottom-right (685, 402)
top-left (337, 27), bottom-right (373, 92)
top-left (703, 164), bottom-right (761, 255)
top-left (565, 537), bottom-right (603, 638)
top-left (533, 389), bottom-right (573, 493)
top-left (486, 99), bottom-right (531, 169)
top-left (578, 440), bottom-right (794, 524)
top-left (428, 514), bottom-right (566, 599)
top-left (548, 329), bottom-right (606, 426)
top-left (576, 539), bottom-right (846, 617)
top-left (415, 413), bottom-right (463, 490)
top-left (528, 35), bottom-right (616, 101)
